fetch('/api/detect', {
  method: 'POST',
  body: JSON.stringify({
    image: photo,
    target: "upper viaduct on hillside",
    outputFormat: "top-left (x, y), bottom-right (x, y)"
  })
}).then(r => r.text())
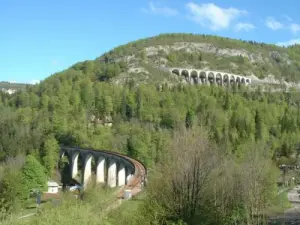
top-left (60, 146), bottom-right (147, 193)
top-left (170, 68), bottom-right (251, 86)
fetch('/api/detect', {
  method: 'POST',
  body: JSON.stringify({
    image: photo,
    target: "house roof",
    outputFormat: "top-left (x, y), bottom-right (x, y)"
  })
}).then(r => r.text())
top-left (47, 181), bottom-right (59, 187)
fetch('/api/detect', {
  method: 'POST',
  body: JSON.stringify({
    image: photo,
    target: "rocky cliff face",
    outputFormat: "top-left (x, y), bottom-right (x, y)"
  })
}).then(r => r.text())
top-left (108, 41), bottom-right (298, 87)
top-left (144, 42), bottom-right (266, 63)
top-left (53, 34), bottom-right (300, 87)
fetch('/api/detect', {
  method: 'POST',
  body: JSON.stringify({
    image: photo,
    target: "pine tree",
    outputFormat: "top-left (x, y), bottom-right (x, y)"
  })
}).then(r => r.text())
top-left (127, 136), bottom-right (136, 158)
top-left (42, 135), bottom-right (59, 177)
top-left (185, 110), bottom-right (194, 129)
top-left (136, 88), bottom-right (143, 120)
top-left (20, 155), bottom-right (47, 200)
top-left (255, 109), bottom-right (263, 141)
top-left (121, 89), bottom-right (127, 120)
top-left (223, 91), bottom-right (230, 110)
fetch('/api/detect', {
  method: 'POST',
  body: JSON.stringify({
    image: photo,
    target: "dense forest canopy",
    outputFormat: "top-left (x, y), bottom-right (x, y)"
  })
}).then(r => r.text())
top-left (1, 33), bottom-right (300, 224)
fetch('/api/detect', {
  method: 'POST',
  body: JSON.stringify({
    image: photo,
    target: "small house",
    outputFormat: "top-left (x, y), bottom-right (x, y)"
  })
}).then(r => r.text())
top-left (47, 181), bottom-right (59, 193)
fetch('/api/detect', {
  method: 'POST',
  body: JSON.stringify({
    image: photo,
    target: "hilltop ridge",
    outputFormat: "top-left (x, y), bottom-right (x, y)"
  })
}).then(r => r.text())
top-left (42, 33), bottom-right (300, 86)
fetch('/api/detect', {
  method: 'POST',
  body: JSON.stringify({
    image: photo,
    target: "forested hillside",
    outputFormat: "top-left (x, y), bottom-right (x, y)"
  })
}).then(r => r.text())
top-left (1, 33), bottom-right (300, 224)
top-left (48, 33), bottom-right (300, 85)
top-left (2, 78), bottom-right (300, 166)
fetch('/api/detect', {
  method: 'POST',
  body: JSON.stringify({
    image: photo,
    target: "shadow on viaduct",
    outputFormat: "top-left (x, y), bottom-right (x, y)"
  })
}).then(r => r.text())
top-left (170, 68), bottom-right (251, 86)
top-left (59, 146), bottom-right (146, 190)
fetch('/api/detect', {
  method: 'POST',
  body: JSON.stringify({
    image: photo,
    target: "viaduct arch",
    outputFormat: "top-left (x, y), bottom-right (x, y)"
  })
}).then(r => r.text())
top-left (170, 68), bottom-right (251, 86)
top-left (59, 146), bottom-right (147, 191)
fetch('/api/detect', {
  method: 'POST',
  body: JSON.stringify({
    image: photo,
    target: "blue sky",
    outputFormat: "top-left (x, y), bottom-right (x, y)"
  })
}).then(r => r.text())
top-left (1, 0), bottom-right (300, 83)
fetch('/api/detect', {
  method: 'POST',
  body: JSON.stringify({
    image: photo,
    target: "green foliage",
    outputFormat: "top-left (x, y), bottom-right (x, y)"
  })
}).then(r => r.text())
top-left (42, 135), bottom-right (59, 177)
top-left (2, 78), bottom-right (300, 167)
top-left (20, 155), bottom-right (47, 200)
top-left (254, 109), bottom-right (263, 141)
top-left (2, 33), bottom-right (300, 223)
top-left (0, 169), bottom-right (23, 215)
top-left (1, 186), bottom-right (121, 225)
top-left (185, 110), bottom-right (195, 129)
top-left (31, 33), bottom-right (300, 85)
top-left (0, 156), bottom-right (25, 216)
top-left (85, 33), bottom-right (300, 83)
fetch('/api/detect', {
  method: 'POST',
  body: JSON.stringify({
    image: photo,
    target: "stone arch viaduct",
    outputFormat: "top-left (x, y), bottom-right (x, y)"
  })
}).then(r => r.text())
top-left (60, 146), bottom-right (147, 195)
top-left (170, 68), bottom-right (251, 86)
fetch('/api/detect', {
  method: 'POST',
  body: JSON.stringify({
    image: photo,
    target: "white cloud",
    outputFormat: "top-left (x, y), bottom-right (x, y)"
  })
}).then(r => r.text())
top-left (265, 17), bottom-right (284, 30)
top-left (284, 15), bottom-right (293, 22)
top-left (289, 23), bottom-right (300, 34)
top-left (185, 2), bottom-right (247, 31)
top-left (265, 17), bottom-right (300, 34)
top-left (234, 22), bottom-right (255, 32)
top-left (276, 38), bottom-right (300, 46)
top-left (142, 2), bottom-right (178, 17)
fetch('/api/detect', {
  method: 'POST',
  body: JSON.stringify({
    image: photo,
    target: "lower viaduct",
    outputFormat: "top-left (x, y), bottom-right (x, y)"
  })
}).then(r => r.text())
top-left (170, 68), bottom-right (251, 86)
top-left (60, 146), bottom-right (147, 197)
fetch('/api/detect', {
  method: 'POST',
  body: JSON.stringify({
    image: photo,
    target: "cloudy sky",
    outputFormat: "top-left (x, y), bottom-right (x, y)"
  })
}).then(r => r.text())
top-left (1, 0), bottom-right (300, 83)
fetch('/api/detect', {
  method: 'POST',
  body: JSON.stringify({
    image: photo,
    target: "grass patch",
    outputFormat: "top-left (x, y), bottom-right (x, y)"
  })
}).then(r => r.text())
top-left (103, 192), bottom-right (146, 225)
top-left (1, 185), bottom-right (120, 225)
top-left (266, 189), bottom-right (292, 216)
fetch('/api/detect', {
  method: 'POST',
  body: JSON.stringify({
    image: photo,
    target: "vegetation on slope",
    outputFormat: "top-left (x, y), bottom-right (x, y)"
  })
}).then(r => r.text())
top-left (1, 76), bottom-right (300, 222)
top-left (46, 33), bottom-right (300, 84)
top-left (1, 33), bottom-right (300, 224)
top-left (0, 127), bottom-right (289, 225)
top-left (0, 155), bottom-right (48, 219)
top-left (1, 187), bottom-right (118, 225)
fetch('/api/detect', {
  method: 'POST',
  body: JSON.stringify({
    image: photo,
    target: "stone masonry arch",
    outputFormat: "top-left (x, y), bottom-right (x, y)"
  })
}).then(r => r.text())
top-left (181, 70), bottom-right (190, 82)
top-left (208, 72), bottom-right (215, 85)
top-left (199, 71), bottom-right (207, 84)
top-left (236, 76), bottom-right (241, 85)
top-left (223, 74), bottom-right (229, 85)
top-left (60, 147), bottom-right (137, 190)
top-left (230, 75), bottom-right (235, 85)
top-left (169, 68), bottom-right (252, 87)
top-left (172, 68), bottom-right (180, 76)
top-left (190, 70), bottom-right (199, 84)
top-left (216, 73), bottom-right (222, 86)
